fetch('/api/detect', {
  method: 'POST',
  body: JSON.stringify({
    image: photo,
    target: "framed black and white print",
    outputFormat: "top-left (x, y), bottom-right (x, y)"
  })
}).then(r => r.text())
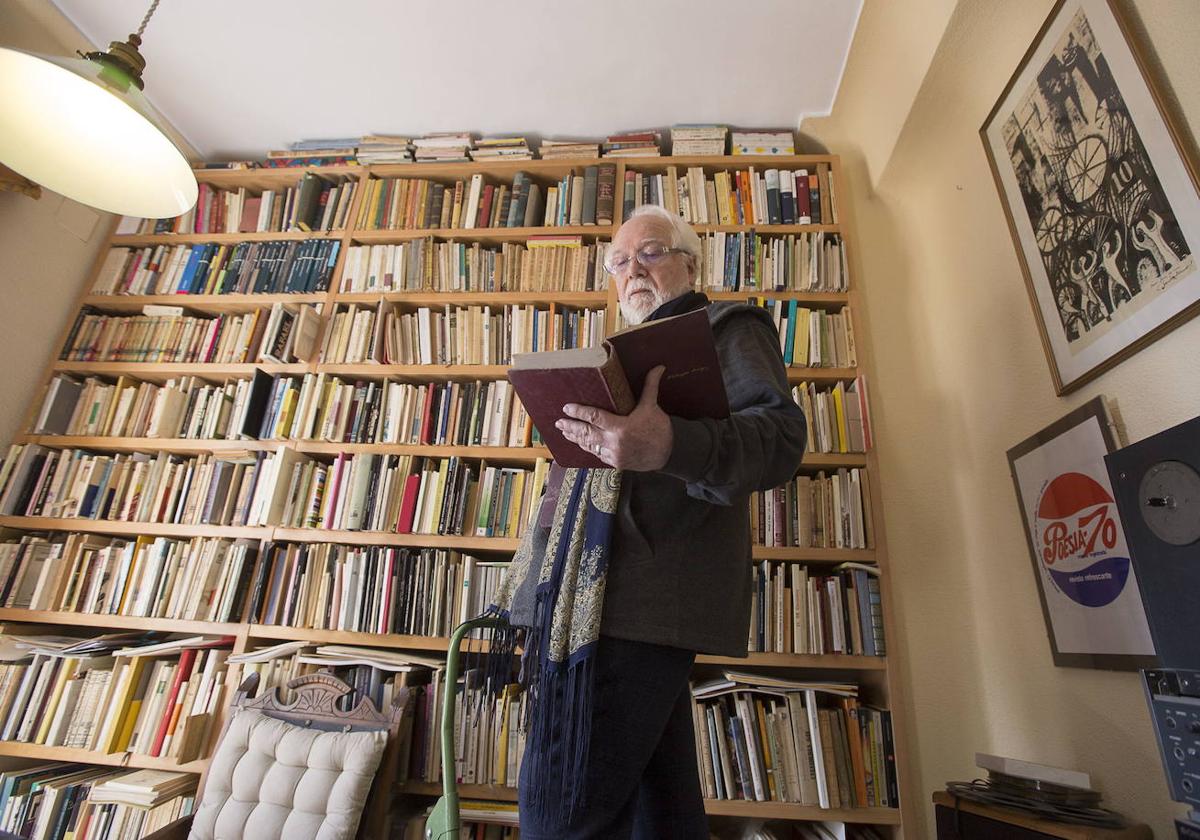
top-left (981, 0), bottom-right (1200, 395)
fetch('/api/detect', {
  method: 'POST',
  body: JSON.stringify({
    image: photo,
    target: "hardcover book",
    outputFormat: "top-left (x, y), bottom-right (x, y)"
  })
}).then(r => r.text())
top-left (508, 308), bottom-right (729, 468)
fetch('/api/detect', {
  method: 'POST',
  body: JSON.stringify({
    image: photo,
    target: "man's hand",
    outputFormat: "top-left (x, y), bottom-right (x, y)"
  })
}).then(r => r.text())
top-left (556, 366), bottom-right (673, 471)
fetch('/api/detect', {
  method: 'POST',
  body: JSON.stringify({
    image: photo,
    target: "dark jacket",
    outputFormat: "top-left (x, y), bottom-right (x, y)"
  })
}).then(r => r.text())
top-left (598, 300), bottom-right (808, 656)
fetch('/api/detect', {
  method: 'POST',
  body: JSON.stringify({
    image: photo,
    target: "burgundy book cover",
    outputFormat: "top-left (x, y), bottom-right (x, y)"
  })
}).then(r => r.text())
top-left (508, 308), bottom-right (729, 468)
top-left (239, 197), bottom-right (262, 233)
top-left (396, 472), bottom-right (421, 533)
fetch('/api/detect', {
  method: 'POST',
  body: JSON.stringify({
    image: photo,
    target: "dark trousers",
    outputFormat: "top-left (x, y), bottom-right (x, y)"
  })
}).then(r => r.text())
top-left (517, 635), bottom-right (709, 840)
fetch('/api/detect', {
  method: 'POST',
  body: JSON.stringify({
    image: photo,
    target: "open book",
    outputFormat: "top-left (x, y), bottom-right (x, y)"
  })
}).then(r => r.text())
top-left (508, 308), bottom-right (730, 468)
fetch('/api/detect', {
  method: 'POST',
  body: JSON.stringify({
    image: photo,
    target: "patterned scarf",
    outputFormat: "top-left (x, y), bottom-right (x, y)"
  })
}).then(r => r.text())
top-left (486, 465), bottom-right (621, 820)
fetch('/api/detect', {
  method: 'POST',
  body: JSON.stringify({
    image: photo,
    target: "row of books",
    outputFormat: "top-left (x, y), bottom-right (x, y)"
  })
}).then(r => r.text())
top-left (320, 303), bottom-right (604, 366)
top-left (248, 544), bottom-right (505, 637)
top-left (237, 129), bottom-right (803, 164)
top-left (0, 765), bottom-right (195, 840)
top-left (697, 231), bottom-right (847, 293)
top-left (0, 533), bottom-right (256, 623)
top-left (0, 446), bottom-right (262, 526)
top-left (94, 239), bottom-right (341, 296)
top-left (0, 442), bottom-right (548, 536)
top-left (690, 674), bottom-right (897, 809)
top-left (794, 379), bottom-right (872, 455)
top-left (32, 369), bottom-right (538, 452)
top-left (254, 375), bottom-right (535, 448)
top-left (116, 173), bottom-right (358, 236)
top-left (263, 452), bottom-right (547, 537)
top-left (540, 168), bottom-right (616, 227)
top-left (339, 237), bottom-right (612, 294)
top-left (751, 468), bottom-right (874, 550)
top-left (0, 632), bottom-right (232, 762)
top-left (622, 164), bottom-right (835, 225)
top-left (747, 301), bottom-right (856, 369)
top-left (748, 561), bottom-right (885, 657)
top-left (60, 303), bottom-right (320, 366)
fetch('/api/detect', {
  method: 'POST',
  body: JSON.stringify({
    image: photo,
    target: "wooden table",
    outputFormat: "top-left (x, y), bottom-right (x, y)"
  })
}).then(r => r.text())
top-left (933, 791), bottom-right (1153, 840)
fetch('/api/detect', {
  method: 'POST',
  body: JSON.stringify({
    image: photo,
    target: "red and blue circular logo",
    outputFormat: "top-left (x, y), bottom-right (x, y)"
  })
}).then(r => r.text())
top-left (1035, 472), bottom-right (1130, 608)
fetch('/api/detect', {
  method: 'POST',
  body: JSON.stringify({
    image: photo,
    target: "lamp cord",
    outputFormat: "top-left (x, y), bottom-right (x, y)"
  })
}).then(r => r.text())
top-left (136, 0), bottom-right (161, 37)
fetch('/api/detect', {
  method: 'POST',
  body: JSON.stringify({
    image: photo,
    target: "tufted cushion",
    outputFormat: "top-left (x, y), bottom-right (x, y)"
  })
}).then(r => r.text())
top-left (188, 710), bottom-right (387, 840)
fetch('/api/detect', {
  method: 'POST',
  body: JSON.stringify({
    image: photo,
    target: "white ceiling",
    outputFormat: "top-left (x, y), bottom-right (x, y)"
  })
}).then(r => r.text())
top-left (51, 0), bottom-right (863, 161)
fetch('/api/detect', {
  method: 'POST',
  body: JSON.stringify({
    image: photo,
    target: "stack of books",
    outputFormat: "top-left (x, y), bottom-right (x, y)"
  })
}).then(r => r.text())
top-left (264, 138), bottom-right (360, 168)
top-left (355, 135), bottom-right (414, 164)
top-left (89, 769), bottom-right (196, 808)
top-left (731, 130), bottom-right (796, 156)
top-left (538, 138), bottom-right (601, 159)
top-left (470, 137), bottom-right (533, 161)
top-left (413, 133), bottom-right (474, 163)
top-left (670, 124), bottom-right (728, 155)
top-left (602, 130), bottom-right (662, 157)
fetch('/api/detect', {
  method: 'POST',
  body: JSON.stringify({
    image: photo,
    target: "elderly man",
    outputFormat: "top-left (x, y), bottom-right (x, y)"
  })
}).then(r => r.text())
top-left (503, 203), bottom-right (808, 840)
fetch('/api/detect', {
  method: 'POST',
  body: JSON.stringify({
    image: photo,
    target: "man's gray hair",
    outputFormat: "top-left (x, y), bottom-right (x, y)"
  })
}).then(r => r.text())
top-left (627, 204), bottom-right (703, 267)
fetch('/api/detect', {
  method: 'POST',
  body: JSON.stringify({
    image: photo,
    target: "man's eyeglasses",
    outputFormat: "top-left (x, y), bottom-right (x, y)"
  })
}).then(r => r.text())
top-left (603, 243), bottom-right (689, 275)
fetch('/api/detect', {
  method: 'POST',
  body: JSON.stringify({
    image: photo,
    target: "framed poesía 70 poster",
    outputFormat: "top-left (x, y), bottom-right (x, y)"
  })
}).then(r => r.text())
top-left (981, 0), bottom-right (1200, 395)
top-left (1006, 397), bottom-right (1157, 670)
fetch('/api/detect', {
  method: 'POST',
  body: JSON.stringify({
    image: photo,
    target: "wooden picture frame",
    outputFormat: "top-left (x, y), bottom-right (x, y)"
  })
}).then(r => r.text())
top-left (1006, 396), bottom-right (1157, 670)
top-left (981, 0), bottom-right (1200, 395)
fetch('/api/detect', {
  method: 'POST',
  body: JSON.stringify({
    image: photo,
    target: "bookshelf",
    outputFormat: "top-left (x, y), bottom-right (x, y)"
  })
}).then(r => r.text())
top-left (0, 154), bottom-right (914, 837)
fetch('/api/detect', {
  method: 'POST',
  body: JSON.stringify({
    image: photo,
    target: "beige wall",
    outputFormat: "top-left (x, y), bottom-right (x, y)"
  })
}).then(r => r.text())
top-left (0, 0), bottom-right (198, 448)
top-left (806, 0), bottom-right (1200, 836)
top-left (0, 0), bottom-right (114, 447)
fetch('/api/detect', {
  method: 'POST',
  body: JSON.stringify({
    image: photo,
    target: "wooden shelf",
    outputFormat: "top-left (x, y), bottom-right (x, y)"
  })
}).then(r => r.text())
top-left (246, 624), bottom-right (455, 653)
top-left (400, 780), bottom-right (516, 800)
top-left (294, 442), bottom-right (550, 462)
top-left (111, 230), bottom-right (344, 247)
top-left (27, 436), bottom-right (282, 454)
top-left (24, 436), bottom-right (549, 463)
top-left (785, 367), bottom-right (857, 384)
top-left (750, 546), bottom-right (875, 563)
top-left (0, 608), bottom-right (242, 637)
top-left (0, 741), bottom-right (208, 775)
top-left (351, 226), bottom-right (610, 245)
top-left (708, 290), bottom-right (848, 304)
top-left (0, 516), bottom-right (267, 540)
top-left (194, 165), bottom-right (362, 191)
top-left (82, 293), bottom-right (327, 312)
top-left (697, 652), bottom-right (886, 670)
top-left (317, 364), bottom-right (513, 379)
top-left (334, 291), bottom-right (606, 306)
top-left (396, 781), bottom-right (899, 825)
top-left (703, 799), bottom-right (900, 824)
top-left (693, 224), bottom-right (841, 234)
top-left (52, 362), bottom-right (307, 380)
top-left (270, 528), bottom-right (521, 551)
top-left (801, 452), bottom-right (869, 468)
top-left (0, 610), bottom-right (883, 673)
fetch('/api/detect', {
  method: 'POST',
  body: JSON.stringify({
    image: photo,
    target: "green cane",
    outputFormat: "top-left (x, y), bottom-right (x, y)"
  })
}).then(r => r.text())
top-left (424, 615), bottom-right (512, 840)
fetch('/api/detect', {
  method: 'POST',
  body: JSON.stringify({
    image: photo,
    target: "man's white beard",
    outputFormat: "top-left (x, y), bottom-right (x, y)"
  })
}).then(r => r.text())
top-left (618, 281), bottom-right (687, 325)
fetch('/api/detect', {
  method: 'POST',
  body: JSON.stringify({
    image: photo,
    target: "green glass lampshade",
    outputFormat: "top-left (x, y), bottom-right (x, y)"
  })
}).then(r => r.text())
top-left (0, 45), bottom-right (197, 218)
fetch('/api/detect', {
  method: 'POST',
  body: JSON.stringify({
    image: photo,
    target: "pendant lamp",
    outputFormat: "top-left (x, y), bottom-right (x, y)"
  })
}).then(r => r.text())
top-left (0, 0), bottom-right (198, 218)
